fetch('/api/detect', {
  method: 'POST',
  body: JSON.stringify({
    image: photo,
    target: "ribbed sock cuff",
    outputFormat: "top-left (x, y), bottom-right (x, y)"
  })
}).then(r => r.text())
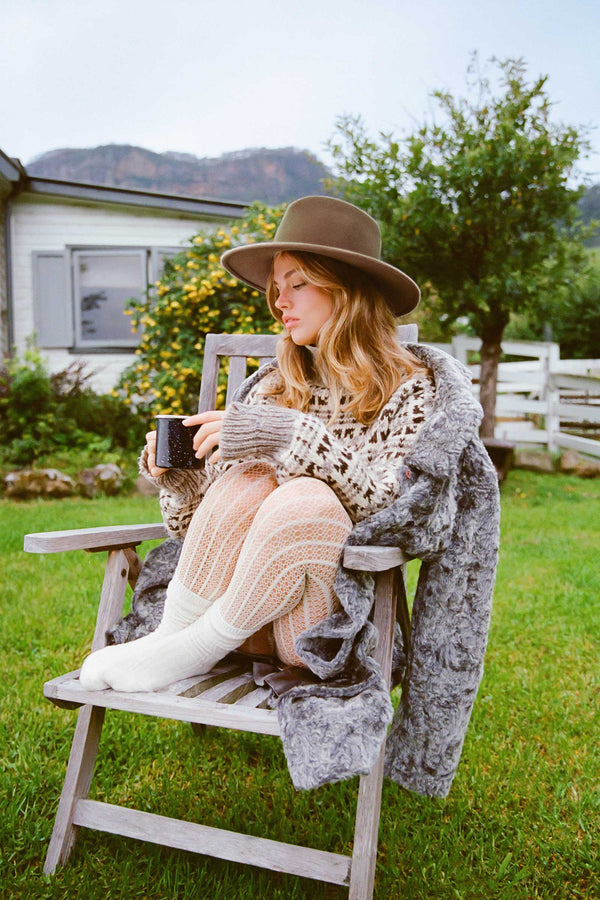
top-left (157, 576), bottom-right (212, 634)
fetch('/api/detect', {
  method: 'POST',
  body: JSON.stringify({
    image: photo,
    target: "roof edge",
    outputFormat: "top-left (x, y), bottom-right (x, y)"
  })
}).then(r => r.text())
top-left (23, 176), bottom-right (249, 218)
top-left (0, 149), bottom-right (25, 183)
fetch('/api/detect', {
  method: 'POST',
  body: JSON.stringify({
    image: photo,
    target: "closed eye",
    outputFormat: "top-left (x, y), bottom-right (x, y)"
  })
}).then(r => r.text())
top-left (292, 282), bottom-right (306, 290)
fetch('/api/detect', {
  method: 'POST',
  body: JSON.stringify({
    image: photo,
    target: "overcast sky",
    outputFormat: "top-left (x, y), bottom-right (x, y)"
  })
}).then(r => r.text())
top-left (1, 0), bottom-right (598, 182)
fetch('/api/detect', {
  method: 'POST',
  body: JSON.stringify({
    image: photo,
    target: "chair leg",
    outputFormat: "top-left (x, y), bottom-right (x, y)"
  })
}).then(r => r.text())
top-left (45, 548), bottom-right (133, 873)
top-left (44, 704), bottom-right (106, 874)
top-left (349, 746), bottom-right (386, 900)
top-left (349, 567), bottom-right (398, 900)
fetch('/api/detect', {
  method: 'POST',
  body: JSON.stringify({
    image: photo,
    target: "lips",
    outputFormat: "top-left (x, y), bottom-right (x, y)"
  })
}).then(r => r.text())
top-left (283, 317), bottom-right (300, 328)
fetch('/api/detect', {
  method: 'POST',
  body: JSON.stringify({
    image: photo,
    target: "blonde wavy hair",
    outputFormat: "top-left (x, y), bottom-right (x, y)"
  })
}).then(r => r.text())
top-left (261, 251), bottom-right (428, 425)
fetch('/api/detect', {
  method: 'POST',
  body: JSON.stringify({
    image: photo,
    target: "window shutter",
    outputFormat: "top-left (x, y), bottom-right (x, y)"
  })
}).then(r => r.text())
top-left (32, 251), bottom-right (73, 347)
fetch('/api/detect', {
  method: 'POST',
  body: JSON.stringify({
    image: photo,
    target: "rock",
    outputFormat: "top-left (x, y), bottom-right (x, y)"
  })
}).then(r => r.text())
top-left (4, 468), bottom-right (74, 498)
top-left (574, 458), bottom-right (600, 479)
top-left (559, 450), bottom-right (600, 478)
top-left (513, 449), bottom-right (556, 473)
top-left (558, 450), bottom-right (581, 473)
top-left (77, 463), bottom-right (123, 498)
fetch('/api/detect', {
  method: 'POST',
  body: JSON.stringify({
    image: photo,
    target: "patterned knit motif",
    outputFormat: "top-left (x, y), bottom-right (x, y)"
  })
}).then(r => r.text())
top-left (140, 364), bottom-right (435, 533)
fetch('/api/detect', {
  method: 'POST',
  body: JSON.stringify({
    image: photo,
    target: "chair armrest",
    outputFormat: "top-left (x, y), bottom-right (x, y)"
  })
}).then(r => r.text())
top-left (23, 523), bottom-right (168, 554)
top-left (342, 545), bottom-right (412, 571)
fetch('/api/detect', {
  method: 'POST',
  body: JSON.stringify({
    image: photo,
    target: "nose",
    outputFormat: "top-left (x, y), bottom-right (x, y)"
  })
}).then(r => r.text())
top-left (274, 288), bottom-right (291, 310)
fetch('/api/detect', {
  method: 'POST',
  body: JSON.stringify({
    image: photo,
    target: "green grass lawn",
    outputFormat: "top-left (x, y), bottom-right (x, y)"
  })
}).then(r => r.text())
top-left (1, 471), bottom-right (599, 899)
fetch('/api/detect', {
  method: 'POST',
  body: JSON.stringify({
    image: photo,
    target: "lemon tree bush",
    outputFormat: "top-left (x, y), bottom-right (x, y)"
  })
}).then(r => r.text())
top-left (117, 203), bottom-right (284, 418)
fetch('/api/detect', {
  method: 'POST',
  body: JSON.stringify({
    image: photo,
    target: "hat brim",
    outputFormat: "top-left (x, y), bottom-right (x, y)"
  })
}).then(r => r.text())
top-left (221, 241), bottom-right (420, 317)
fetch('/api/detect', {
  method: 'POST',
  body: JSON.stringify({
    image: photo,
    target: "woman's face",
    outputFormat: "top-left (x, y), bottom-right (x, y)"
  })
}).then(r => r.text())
top-left (272, 254), bottom-right (334, 346)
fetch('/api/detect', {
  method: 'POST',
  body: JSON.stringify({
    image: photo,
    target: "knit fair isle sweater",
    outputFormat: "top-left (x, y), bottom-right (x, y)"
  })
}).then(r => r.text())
top-left (143, 364), bottom-right (436, 531)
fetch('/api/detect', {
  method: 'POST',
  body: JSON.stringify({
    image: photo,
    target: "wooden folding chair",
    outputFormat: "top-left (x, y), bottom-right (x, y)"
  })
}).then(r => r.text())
top-left (26, 326), bottom-right (417, 899)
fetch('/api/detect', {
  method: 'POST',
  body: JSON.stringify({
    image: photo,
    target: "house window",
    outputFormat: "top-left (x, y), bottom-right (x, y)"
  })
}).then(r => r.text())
top-left (73, 250), bottom-right (146, 348)
top-left (32, 245), bottom-right (183, 352)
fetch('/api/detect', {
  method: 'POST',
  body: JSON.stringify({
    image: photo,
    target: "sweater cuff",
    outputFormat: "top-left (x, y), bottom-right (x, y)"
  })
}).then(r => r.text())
top-left (138, 447), bottom-right (203, 493)
top-left (220, 402), bottom-right (298, 460)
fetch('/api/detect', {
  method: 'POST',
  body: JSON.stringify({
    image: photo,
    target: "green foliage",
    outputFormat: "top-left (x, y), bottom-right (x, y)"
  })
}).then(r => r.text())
top-left (579, 183), bottom-right (600, 246)
top-left (0, 346), bottom-right (146, 470)
top-left (328, 56), bottom-right (593, 346)
top-left (117, 203), bottom-right (284, 417)
top-left (2, 472), bottom-right (599, 898)
top-left (506, 255), bottom-right (600, 357)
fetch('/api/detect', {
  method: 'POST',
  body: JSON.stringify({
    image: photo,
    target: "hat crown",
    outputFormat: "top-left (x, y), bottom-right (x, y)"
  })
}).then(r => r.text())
top-left (275, 196), bottom-right (382, 261)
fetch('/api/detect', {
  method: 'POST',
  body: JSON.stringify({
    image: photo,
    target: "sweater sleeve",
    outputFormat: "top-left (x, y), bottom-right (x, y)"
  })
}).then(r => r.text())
top-left (138, 445), bottom-right (215, 539)
top-left (219, 374), bottom-right (435, 522)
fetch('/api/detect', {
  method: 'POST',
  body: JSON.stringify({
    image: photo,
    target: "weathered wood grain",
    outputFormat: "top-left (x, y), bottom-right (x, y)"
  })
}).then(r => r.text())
top-left (343, 544), bottom-right (411, 571)
top-left (24, 523), bottom-right (167, 554)
top-left (72, 799), bottom-right (352, 885)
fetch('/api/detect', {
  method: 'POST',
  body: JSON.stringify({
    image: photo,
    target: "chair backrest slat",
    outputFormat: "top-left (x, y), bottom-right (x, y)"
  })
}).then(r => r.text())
top-left (197, 324), bottom-right (418, 413)
top-left (225, 356), bottom-right (250, 406)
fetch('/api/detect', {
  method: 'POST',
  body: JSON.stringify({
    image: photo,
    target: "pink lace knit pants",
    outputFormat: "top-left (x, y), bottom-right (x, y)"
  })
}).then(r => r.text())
top-left (172, 460), bottom-right (352, 666)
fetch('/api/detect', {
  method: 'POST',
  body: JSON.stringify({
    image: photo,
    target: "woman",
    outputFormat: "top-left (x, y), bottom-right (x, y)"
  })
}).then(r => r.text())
top-left (80, 195), bottom-right (434, 693)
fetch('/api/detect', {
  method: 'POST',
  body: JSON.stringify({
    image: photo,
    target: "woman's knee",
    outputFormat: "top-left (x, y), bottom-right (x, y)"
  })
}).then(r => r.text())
top-left (218, 459), bottom-right (277, 487)
top-left (259, 477), bottom-right (352, 527)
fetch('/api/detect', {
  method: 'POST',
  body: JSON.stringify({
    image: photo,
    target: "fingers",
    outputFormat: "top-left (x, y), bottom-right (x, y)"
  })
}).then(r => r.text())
top-left (145, 430), bottom-right (168, 478)
top-left (192, 418), bottom-right (223, 459)
top-left (182, 410), bottom-right (224, 428)
top-left (181, 411), bottom-right (225, 460)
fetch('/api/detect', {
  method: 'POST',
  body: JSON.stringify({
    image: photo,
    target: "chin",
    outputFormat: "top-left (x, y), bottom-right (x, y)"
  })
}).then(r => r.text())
top-left (291, 333), bottom-right (317, 346)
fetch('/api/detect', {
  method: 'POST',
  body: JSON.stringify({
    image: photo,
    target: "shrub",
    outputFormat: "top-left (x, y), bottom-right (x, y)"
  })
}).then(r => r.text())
top-left (0, 347), bottom-right (147, 471)
top-left (116, 202), bottom-right (284, 417)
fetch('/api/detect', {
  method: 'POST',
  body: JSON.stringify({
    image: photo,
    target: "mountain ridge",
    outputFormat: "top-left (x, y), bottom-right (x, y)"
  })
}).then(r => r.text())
top-left (26, 144), bottom-right (332, 205)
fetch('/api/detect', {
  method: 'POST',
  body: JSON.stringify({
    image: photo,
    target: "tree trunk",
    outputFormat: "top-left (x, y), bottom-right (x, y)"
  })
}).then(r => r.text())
top-left (478, 337), bottom-right (503, 438)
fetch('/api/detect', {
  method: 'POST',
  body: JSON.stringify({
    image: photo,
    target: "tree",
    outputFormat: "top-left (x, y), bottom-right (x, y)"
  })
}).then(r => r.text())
top-left (328, 56), bottom-right (593, 436)
top-left (506, 259), bottom-right (600, 359)
top-left (117, 203), bottom-right (283, 419)
top-left (578, 183), bottom-right (600, 246)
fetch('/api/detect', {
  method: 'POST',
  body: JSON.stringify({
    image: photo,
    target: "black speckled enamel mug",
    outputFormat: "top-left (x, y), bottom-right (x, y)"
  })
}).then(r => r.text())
top-left (155, 415), bottom-right (203, 469)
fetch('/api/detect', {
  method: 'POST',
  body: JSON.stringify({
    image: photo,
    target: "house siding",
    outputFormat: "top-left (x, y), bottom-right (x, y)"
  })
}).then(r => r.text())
top-left (10, 194), bottom-right (226, 392)
top-left (0, 190), bottom-right (10, 358)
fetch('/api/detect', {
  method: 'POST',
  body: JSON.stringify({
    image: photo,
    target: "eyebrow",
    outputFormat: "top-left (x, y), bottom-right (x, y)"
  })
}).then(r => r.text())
top-left (273, 267), bottom-right (298, 287)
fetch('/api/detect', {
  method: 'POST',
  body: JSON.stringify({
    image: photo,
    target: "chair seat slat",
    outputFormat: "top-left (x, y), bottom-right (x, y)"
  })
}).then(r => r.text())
top-left (177, 666), bottom-right (248, 698)
top-left (185, 673), bottom-right (254, 702)
top-left (233, 686), bottom-right (273, 708)
top-left (217, 679), bottom-right (262, 705)
top-left (43, 670), bottom-right (280, 735)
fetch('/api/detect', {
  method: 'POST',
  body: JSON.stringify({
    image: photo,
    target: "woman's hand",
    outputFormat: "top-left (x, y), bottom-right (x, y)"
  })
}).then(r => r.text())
top-left (183, 410), bottom-right (225, 463)
top-left (145, 430), bottom-right (168, 478)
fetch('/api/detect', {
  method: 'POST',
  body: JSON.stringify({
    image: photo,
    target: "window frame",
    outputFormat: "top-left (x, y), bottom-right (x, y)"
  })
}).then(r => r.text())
top-left (71, 247), bottom-right (148, 351)
top-left (59, 244), bottom-right (183, 353)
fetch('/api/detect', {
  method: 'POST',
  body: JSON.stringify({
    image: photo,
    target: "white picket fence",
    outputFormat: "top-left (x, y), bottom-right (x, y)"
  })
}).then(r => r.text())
top-left (432, 335), bottom-right (600, 458)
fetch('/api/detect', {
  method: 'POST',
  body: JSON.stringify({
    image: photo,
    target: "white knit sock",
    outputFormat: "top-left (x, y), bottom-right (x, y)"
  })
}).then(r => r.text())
top-left (154, 577), bottom-right (212, 636)
top-left (80, 602), bottom-right (251, 693)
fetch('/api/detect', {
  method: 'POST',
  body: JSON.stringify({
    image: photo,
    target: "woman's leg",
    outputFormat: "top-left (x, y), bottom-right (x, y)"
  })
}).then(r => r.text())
top-left (216, 478), bottom-right (352, 666)
top-left (158, 460), bottom-right (278, 633)
top-left (82, 477), bottom-right (352, 692)
top-left (79, 461), bottom-right (277, 689)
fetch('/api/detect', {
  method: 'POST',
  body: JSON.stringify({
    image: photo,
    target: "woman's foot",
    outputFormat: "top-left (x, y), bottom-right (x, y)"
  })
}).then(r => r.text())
top-left (79, 604), bottom-right (251, 693)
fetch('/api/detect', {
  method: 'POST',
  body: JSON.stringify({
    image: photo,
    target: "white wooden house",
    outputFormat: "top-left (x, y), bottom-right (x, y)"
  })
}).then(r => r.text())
top-left (0, 148), bottom-right (247, 392)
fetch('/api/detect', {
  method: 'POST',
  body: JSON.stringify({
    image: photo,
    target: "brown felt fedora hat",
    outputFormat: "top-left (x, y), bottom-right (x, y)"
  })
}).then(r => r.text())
top-left (220, 195), bottom-right (420, 316)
